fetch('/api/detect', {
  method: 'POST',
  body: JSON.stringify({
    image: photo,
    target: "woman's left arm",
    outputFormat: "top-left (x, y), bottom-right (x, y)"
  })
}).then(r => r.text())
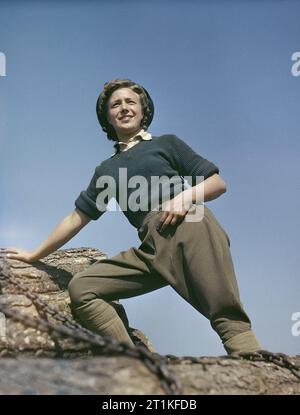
top-left (157, 174), bottom-right (227, 232)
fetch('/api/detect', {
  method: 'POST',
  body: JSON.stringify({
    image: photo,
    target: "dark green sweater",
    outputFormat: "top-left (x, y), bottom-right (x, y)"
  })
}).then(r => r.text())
top-left (75, 134), bottom-right (219, 229)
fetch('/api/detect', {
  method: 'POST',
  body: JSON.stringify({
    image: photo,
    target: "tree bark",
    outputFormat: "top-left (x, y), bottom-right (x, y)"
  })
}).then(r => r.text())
top-left (0, 355), bottom-right (299, 394)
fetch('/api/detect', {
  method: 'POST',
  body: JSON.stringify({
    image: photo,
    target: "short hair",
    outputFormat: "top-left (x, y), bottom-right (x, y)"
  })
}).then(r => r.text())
top-left (96, 79), bottom-right (154, 142)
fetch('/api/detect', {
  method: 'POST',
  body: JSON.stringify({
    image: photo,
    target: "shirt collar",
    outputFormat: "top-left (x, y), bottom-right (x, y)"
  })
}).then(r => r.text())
top-left (110, 128), bottom-right (152, 157)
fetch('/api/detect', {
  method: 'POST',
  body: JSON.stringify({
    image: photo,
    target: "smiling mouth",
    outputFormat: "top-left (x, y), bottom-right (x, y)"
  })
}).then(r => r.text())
top-left (119, 116), bottom-right (133, 121)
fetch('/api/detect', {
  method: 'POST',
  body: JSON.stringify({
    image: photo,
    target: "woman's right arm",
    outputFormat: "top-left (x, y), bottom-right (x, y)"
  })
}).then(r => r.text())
top-left (0, 208), bottom-right (91, 263)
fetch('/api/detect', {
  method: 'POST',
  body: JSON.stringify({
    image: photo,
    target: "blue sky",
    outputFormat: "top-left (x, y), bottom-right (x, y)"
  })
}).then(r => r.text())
top-left (1, 0), bottom-right (299, 357)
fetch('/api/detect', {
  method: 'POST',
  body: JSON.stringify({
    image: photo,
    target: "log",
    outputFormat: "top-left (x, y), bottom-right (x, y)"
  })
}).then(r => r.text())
top-left (0, 355), bottom-right (299, 394)
top-left (0, 248), bottom-right (156, 356)
top-left (0, 248), bottom-right (299, 395)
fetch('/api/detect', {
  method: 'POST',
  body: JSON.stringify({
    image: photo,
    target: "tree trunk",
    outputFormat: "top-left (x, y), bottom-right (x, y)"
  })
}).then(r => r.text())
top-left (0, 355), bottom-right (299, 394)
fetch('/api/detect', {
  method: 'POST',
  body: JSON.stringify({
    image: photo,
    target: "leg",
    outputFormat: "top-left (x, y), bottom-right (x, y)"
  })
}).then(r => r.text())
top-left (148, 206), bottom-right (260, 354)
top-left (68, 246), bottom-right (169, 346)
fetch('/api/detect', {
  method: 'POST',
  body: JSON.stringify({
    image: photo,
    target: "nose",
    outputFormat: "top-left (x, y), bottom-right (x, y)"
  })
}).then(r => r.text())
top-left (120, 101), bottom-right (130, 112)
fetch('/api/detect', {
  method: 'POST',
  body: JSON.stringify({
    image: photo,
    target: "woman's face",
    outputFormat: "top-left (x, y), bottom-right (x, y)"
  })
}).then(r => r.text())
top-left (107, 87), bottom-right (144, 139)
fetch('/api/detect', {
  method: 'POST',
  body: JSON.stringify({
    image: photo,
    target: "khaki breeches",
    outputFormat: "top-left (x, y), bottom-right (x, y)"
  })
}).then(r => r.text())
top-left (68, 205), bottom-right (260, 353)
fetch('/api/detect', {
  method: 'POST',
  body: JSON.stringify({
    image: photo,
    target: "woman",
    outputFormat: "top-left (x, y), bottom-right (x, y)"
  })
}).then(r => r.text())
top-left (1, 79), bottom-right (260, 354)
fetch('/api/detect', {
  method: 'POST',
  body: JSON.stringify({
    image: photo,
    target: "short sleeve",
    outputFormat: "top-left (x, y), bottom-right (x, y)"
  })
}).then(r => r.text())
top-left (75, 167), bottom-right (105, 220)
top-left (166, 135), bottom-right (219, 185)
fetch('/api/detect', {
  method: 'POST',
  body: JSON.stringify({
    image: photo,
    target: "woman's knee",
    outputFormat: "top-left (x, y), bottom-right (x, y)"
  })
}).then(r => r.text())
top-left (68, 273), bottom-right (96, 307)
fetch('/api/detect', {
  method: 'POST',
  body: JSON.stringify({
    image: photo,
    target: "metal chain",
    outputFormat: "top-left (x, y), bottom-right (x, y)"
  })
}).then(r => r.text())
top-left (227, 350), bottom-right (300, 380)
top-left (0, 261), bottom-right (182, 395)
top-left (163, 351), bottom-right (300, 381)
